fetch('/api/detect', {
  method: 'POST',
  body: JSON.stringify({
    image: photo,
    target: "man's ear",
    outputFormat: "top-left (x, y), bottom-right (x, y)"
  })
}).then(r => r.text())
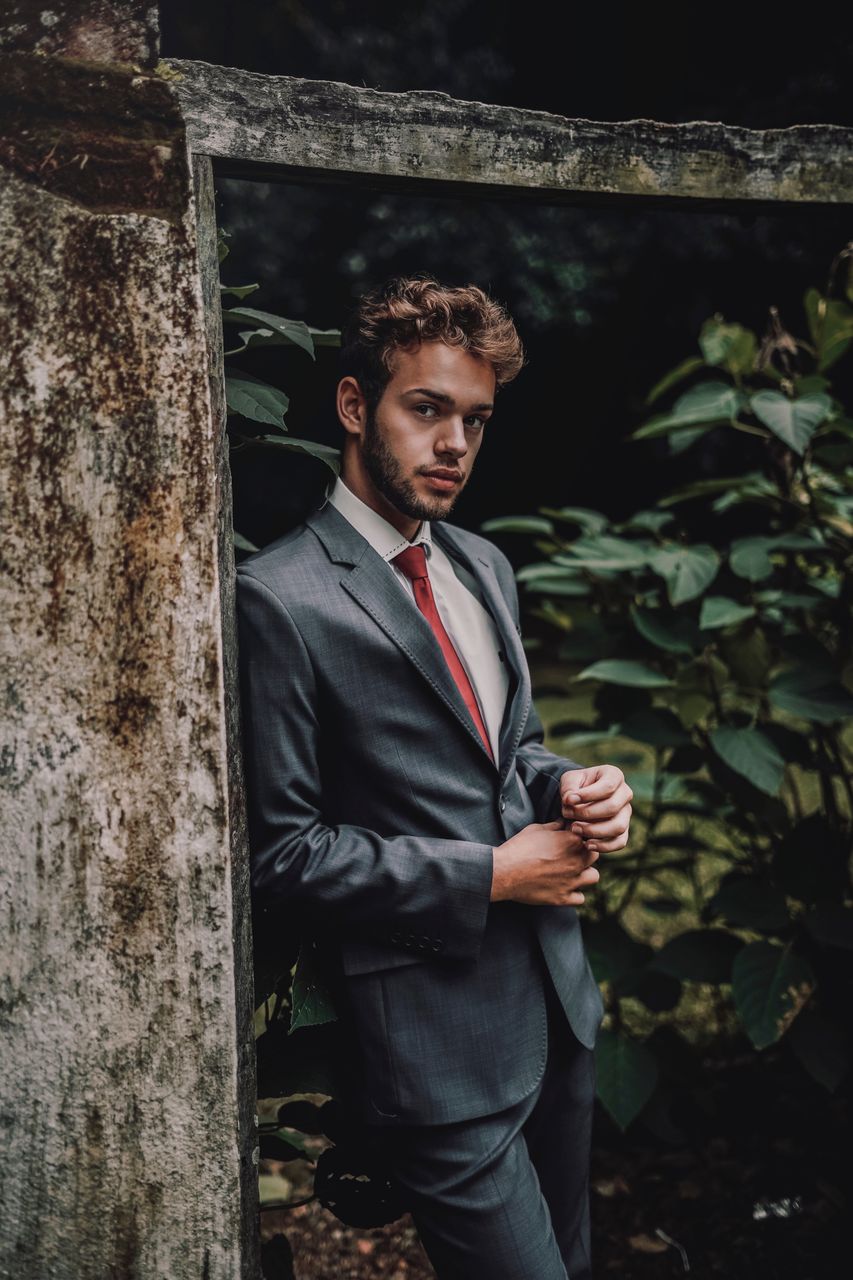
top-left (336, 375), bottom-right (367, 439)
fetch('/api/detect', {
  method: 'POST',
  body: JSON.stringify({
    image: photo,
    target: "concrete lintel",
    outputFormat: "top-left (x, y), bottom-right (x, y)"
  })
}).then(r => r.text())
top-left (166, 57), bottom-right (853, 210)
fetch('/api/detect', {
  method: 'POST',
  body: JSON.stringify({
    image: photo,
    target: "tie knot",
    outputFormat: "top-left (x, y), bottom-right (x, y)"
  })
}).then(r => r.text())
top-left (393, 543), bottom-right (429, 582)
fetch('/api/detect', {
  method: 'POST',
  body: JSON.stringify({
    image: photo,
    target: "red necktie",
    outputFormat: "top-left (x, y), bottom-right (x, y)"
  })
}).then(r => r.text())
top-left (393, 544), bottom-right (495, 763)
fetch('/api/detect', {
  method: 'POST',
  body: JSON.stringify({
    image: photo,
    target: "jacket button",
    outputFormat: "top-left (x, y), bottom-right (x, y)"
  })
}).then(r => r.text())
top-left (431, 941), bottom-right (442, 951)
top-left (499, 795), bottom-right (506, 812)
top-left (390, 931), bottom-right (402, 943)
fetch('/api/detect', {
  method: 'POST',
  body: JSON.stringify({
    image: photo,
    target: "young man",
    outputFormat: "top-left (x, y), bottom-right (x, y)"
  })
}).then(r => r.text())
top-left (236, 276), bottom-right (632, 1279)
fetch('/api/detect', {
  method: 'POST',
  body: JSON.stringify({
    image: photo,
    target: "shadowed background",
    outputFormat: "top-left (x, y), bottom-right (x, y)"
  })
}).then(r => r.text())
top-left (162, 0), bottom-right (853, 553)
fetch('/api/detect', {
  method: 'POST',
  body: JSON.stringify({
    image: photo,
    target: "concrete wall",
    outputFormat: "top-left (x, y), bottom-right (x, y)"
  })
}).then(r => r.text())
top-left (0, 10), bottom-right (258, 1279)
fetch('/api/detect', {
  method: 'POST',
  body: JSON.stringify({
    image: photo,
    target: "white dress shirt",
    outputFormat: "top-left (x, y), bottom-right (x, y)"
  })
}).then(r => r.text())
top-left (325, 475), bottom-right (510, 763)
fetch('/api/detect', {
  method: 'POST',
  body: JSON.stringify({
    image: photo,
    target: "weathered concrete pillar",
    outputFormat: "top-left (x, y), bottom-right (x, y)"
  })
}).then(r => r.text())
top-left (0, 7), bottom-right (258, 1278)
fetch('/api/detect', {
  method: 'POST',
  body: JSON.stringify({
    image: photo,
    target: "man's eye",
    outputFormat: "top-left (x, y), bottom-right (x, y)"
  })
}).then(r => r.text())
top-left (466, 416), bottom-right (487, 430)
top-left (415, 403), bottom-right (437, 416)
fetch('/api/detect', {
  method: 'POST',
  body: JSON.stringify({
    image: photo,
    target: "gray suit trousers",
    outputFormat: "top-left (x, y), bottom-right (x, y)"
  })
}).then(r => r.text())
top-left (369, 951), bottom-right (596, 1280)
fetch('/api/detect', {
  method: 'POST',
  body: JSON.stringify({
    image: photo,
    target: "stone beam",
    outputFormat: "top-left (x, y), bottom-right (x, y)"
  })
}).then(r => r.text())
top-left (166, 57), bottom-right (853, 211)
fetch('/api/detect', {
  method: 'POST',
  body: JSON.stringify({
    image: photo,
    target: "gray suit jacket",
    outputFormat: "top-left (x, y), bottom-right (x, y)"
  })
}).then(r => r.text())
top-left (235, 497), bottom-right (604, 1126)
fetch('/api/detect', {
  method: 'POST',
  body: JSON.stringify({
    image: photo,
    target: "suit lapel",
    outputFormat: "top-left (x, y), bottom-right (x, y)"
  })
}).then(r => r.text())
top-left (305, 501), bottom-right (530, 780)
top-left (432, 523), bottom-right (532, 782)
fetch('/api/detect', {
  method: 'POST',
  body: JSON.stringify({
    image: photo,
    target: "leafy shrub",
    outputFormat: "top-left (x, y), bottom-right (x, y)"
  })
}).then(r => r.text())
top-left (483, 245), bottom-right (853, 1132)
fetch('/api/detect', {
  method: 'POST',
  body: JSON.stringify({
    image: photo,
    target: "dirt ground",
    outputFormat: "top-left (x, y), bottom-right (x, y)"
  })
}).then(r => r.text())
top-left (260, 1046), bottom-right (849, 1279)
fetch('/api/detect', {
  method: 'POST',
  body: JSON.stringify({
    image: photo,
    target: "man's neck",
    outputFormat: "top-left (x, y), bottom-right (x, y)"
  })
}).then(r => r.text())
top-left (338, 469), bottom-right (421, 541)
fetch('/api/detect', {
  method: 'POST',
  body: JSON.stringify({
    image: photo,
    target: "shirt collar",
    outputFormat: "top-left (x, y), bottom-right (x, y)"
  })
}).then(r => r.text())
top-left (325, 474), bottom-right (433, 561)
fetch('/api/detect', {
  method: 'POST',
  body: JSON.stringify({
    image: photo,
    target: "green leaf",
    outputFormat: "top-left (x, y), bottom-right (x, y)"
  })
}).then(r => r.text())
top-left (787, 1009), bottom-right (852, 1093)
top-left (804, 287), bottom-right (853, 372)
top-left (774, 814), bottom-right (851, 905)
top-left (663, 473), bottom-right (779, 511)
top-left (814, 440), bottom-right (853, 469)
top-left (619, 707), bottom-right (692, 749)
top-left (631, 381), bottom-right (745, 440)
top-left (231, 324), bottom-right (341, 354)
top-left (630, 606), bottom-right (700, 654)
top-left (651, 929), bottom-right (743, 983)
top-left (624, 770), bottom-right (689, 804)
top-left (717, 616), bottom-right (768, 686)
top-left (307, 327), bottom-right (342, 347)
top-left (554, 535), bottom-right (652, 571)
top-left (480, 515), bottom-right (555, 535)
top-left (289, 942), bottom-right (338, 1033)
top-left (234, 530), bottom-right (260, 553)
top-left (220, 281), bottom-right (260, 299)
top-left (574, 659), bottom-right (672, 687)
top-left (516, 562), bottom-right (581, 583)
top-left (709, 726), bottom-right (785, 796)
top-left (537, 506), bottom-right (610, 534)
top-left (668, 424), bottom-right (711, 454)
top-left (648, 544), bottom-right (720, 605)
top-left (731, 941), bottom-right (815, 1049)
top-left (769, 531), bottom-right (828, 552)
top-left (657, 471), bottom-right (767, 506)
top-left (729, 537), bottom-right (775, 582)
top-left (749, 391), bottom-right (832, 455)
top-left (594, 1030), bottom-right (659, 1131)
top-left (616, 509), bottom-right (676, 535)
top-left (255, 435), bottom-right (342, 474)
top-left (699, 317), bottom-right (758, 376)
top-left (810, 575), bottom-right (842, 599)
top-left (708, 876), bottom-right (790, 933)
top-left (699, 595), bottom-right (757, 629)
top-left (768, 664), bottom-right (853, 724)
top-left (644, 354), bottom-right (706, 405)
top-left (729, 530), bottom-right (825, 583)
top-left (222, 307), bottom-right (317, 358)
top-left (225, 372), bottom-right (289, 428)
top-left (584, 919), bottom-right (653, 985)
top-left (525, 577), bottom-right (590, 597)
top-left (756, 589), bottom-right (829, 612)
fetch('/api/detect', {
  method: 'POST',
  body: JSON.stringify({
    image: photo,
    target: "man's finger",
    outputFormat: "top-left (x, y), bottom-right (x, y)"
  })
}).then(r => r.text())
top-left (565, 785), bottom-right (633, 823)
top-left (562, 765), bottom-right (627, 807)
top-left (585, 833), bottom-right (630, 853)
top-left (570, 803), bottom-right (632, 840)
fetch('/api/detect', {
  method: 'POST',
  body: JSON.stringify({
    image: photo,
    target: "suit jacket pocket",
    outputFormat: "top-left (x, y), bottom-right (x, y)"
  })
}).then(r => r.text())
top-left (339, 936), bottom-right (430, 976)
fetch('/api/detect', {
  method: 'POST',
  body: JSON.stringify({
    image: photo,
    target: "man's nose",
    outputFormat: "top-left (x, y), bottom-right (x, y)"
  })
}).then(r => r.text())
top-left (435, 418), bottom-right (468, 456)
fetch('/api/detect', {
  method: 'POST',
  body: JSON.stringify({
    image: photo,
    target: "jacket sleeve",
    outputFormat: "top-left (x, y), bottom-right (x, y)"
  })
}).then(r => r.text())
top-left (489, 545), bottom-right (587, 821)
top-left (235, 568), bottom-right (495, 960)
top-left (515, 695), bottom-right (587, 822)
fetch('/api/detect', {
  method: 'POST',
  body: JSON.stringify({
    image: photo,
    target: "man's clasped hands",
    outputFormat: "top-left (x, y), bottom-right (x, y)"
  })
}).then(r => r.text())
top-left (490, 765), bottom-right (633, 907)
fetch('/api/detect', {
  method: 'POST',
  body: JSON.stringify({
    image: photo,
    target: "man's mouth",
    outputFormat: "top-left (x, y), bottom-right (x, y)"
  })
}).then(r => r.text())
top-left (421, 469), bottom-right (463, 491)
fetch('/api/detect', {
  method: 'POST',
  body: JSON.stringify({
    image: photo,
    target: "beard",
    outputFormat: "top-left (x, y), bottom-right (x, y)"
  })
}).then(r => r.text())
top-left (361, 408), bottom-right (465, 522)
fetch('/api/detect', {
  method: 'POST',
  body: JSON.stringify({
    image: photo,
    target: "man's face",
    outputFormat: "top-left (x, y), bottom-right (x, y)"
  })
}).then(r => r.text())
top-left (358, 341), bottom-right (496, 524)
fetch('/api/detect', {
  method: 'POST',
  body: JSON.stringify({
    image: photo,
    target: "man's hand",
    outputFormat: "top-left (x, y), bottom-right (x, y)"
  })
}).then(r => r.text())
top-left (491, 822), bottom-right (601, 906)
top-left (559, 764), bottom-right (632, 854)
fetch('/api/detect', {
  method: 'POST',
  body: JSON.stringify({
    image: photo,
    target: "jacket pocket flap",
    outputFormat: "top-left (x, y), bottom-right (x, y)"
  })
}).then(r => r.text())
top-left (339, 938), bottom-right (429, 976)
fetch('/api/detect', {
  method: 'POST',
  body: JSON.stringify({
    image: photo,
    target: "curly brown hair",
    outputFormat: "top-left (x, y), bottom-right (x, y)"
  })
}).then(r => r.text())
top-left (338, 273), bottom-right (526, 413)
